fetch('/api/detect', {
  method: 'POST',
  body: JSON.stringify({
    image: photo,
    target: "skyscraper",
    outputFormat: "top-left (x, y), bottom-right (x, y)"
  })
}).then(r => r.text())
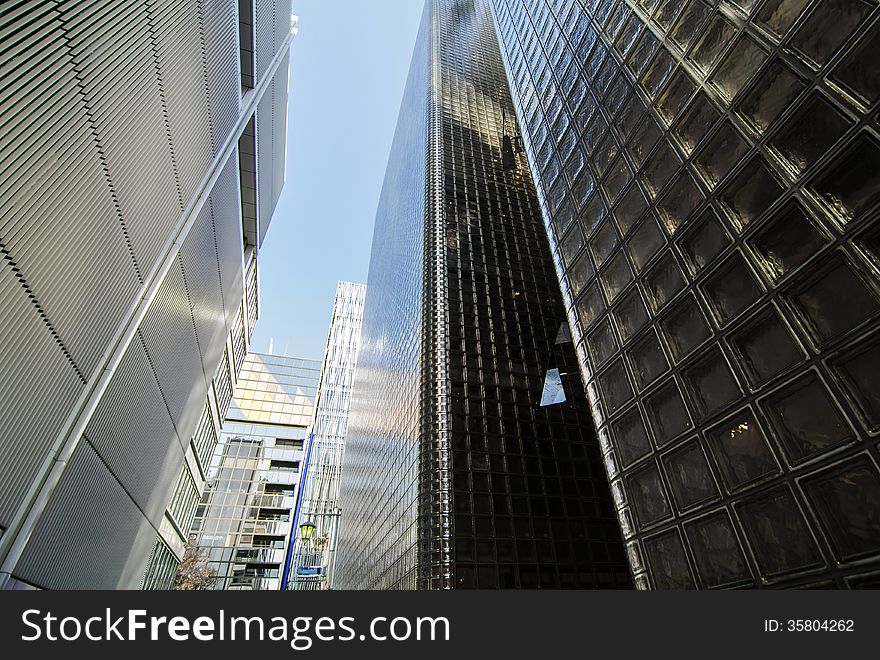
top-left (186, 353), bottom-right (320, 590)
top-left (0, 1), bottom-right (295, 589)
top-left (335, 0), bottom-right (631, 590)
top-left (287, 281), bottom-right (366, 590)
top-left (490, 0), bottom-right (880, 588)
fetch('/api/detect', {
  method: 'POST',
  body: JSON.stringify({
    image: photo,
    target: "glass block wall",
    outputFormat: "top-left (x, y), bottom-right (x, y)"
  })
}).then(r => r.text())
top-left (490, 0), bottom-right (880, 588)
top-left (336, 0), bottom-right (631, 590)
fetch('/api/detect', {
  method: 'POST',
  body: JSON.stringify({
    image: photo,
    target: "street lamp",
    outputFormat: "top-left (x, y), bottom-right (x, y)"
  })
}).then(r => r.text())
top-left (299, 520), bottom-right (317, 544)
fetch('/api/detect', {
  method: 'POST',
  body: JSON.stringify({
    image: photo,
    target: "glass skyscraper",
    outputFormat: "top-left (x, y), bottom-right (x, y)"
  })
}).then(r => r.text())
top-left (0, 1), bottom-right (295, 589)
top-left (490, 0), bottom-right (880, 588)
top-left (335, 0), bottom-right (631, 590)
top-left (187, 353), bottom-right (320, 590)
top-left (288, 281), bottom-right (366, 590)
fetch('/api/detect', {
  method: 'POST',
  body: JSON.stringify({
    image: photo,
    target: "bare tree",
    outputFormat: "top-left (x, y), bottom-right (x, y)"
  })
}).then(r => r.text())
top-left (173, 540), bottom-right (217, 590)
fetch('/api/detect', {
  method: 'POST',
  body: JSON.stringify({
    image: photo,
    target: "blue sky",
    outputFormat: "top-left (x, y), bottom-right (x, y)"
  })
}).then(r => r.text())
top-left (251, 0), bottom-right (425, 360)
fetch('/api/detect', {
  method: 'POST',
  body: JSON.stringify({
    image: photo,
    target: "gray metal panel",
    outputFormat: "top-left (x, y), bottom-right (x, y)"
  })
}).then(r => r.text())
top-left (139, 260), bottom-right (210, 444)
top-left (0, 4), bottom-right (142, 378)
top-left (179, 204), bottom-right (228, 384)
top-left (255, 54), bottom-right (290, 246)
top-left (211, 154), bottom-right (245, 328)
top-left (147, 0), bottom-right (214, 204)
top-left (254, 0), bottom-right (283, 83)
top-left (0, 264), bottom-right (84, 527)
top-left (84, 334), bottom-right (184, 525)
top-left (60, 0), bottom-right (183, 277)
top-left (13, 441), bottom-right (157, 590)
top-left (203, 0), bottom-right (242, 148)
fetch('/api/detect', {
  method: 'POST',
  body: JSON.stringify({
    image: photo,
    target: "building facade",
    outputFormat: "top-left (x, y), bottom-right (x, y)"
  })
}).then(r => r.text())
top-left (334, 0), bottom-right (632, 590)
top-left (0, 0), bottom-right (295, 589)
top-left (490, 0), bottom-right (880, 588)
top-left (287, 281), bottom-right (366, 590)
top-left (187, 353), bottom-right (320, 590)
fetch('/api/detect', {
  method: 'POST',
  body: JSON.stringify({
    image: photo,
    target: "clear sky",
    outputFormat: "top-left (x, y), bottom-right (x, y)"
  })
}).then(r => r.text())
top-left (251, 0), bottom-right (425, 360)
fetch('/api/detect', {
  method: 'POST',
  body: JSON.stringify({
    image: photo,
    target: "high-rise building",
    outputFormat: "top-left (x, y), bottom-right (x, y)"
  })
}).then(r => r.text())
top-left (0, 1), bottom-right (296, 589)
top-left (490, 0), bottom-right (880, 588)
top-left (287, 281), bottom-right (366, 590)
top-left (187, 353), bottom-right (320, 590)
top-left (335, 0), bottom-right (631, 590)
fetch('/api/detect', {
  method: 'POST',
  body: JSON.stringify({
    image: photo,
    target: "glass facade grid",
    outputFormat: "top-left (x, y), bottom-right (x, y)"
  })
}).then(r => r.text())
top-left (491, 0), bottom-right (880, 588)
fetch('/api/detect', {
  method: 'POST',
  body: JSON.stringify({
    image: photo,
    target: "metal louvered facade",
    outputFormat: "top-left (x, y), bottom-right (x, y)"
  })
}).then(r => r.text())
top-left (335, 0), bottom-right (630, 590)
top-left (0, 1), bottom-right (297, 590)
top-left (490, 0), bottom-right (880, 588)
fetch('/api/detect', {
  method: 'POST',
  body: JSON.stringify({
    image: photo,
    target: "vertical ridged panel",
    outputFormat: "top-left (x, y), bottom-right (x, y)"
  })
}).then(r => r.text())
top-left (139, 260), bottom-right (209, 443)
top-left (211, 154), bottom-right (245, 328)
top-left (203, 0), bottom-right (241, 147)
top-left (60, 0), bottom-right (183, 278)
top-left (255, 54), bottom-right (289, 246)
top-left (14, 441), bottom-right (158, 589)
top-left (147, 0), bottom-right (213, 204)
top-left (84, 334), bottom-right (183, 524)
top-left (0, 2), bottom-right (142, 378)
top-left (179, 204), bottom-right (228, 385)
top-left (0, 264), bottom-right (84, 526)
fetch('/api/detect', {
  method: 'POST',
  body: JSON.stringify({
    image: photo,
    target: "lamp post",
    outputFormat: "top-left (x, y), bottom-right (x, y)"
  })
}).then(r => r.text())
top-left (299, 520), bottom-right (317, 545)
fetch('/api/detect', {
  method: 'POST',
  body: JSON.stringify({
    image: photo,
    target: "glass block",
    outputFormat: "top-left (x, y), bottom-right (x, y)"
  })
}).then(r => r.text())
top-left (662, 440), bottom-right (719, 510)
top-left (645, 378), bottom-right (694, 445)
top-left (831, 28), bottom-right (880, 106)
top-left (736, 487), bottom-right (823, 578)
top-left (611, 405), bottom-right (653, 467)
top-left (642, 140), bottom-right (681, 199)
top-left (710, 35), bottom-right (768, 101)
top-left (656, 170), bottom-right (703, 234)
top-left (655, 0), bottom-right (685, 31)
top-left (790, 0), bottom-right (872, 68)
top-left (616, 13), bottom-right (643, 57)
top-left (685, 511), bottom-right (752, 587)
top-left (656, 70), bottom-right (696, 126)
top-left (617, 97), bottom-right (643, 137)
top-left (749, 201), bottom-right (829, 282)
top-left (568, 253), bottom-right (595, 302)
top-left (627, 214), bottom-right (666, 272)
top-left (603, 157), bottom-right (633, 204)
top-left (811, 134), bottom-right (880, 223)
top-left (801, 457), bottom-right (880, 561)
top-left (560, 223), bottom-right (585, 265)
top-left (729, 308), bottom-right (805, 388)
top-left (575, 283), bottom-right (607, 329)
top-left (587, 318), bottom-right (619, 368)
top-left (706, 408), bottom-right (779, 490)
top-left (628, 116), bottom-right (662, 167)
top-left (679, 206), bottom-right (731, 274)
top-left (644, 252), bottom-right (686, 311)
top-left (627, 27), bottom-right (659, 76)
top-left (582, 113), bottom-right (609, 154)
top-left (660, 292), bottom-right (712, 361)
top-left (736, 59), bottom-right (806, 133)
top-left (829, 337), bottom-right (880, 432)
top-left (702, 253), bottom-right (763, 325)
top-left (694, 121), bottom-right (749, 189)
top-left (628, 328), bottom-right (670, 390)
top-left (690, 16), bottom-right (736, 74)
top-left (600, 252), bottom-right (635, 302)
top-left (755, 0), bottom-right (810, 38)
top-left (581, 191), bottom-right (609, 234)
top-left (612, 286), bottom-right (650, 341)
top-left (590, 220), bottom-right (620, 267)
top-left (644, 530), bottom-right (697, 589)
top-left (682, 347), bottom-right (742, 420)
top-left (594, 132), bottom-right (620, 177)
top-left (641, 50), bottom-right (676, 99)
top-left (669, 0), bottom-right (712, 52)
top-left (761, 371), bottom-right (853, 463)
top-left (614, 183), bottom-right (649, 234)
top-left (626, 461), bottom-right (672, 526)
top-left (786, 253), bottom-right (880, 345)
top-left (672, 91), bottom-right (721, 155)
top-left (598, 358), bottom-right (635, 414)
top-left (718, 158), bottom-right (784, 230)
top-left (769, 93), bottom-right (852, 175)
